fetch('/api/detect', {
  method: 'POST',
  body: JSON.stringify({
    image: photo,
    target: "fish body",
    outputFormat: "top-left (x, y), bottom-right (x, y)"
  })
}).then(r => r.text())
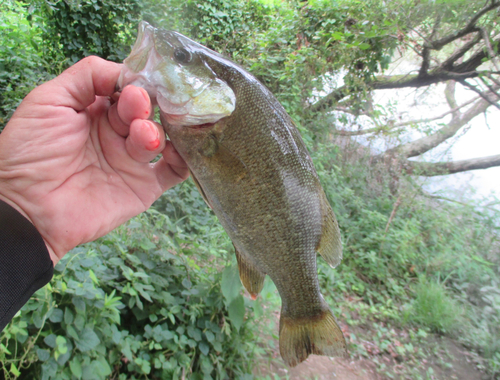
top-left (119, 21), bottom-right (348, 366)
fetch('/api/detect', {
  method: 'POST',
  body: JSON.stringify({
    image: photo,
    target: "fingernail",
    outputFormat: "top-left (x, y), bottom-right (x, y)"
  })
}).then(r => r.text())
top-left (147, 139), bottom-right (160, 151)
top-left (145, 121), bottom-right (160, 151)
top-left (139, 87), bottom-right (150, 102)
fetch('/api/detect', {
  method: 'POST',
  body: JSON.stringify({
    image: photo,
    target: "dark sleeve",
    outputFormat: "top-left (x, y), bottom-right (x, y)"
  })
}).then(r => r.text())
top-left (0, 199), bottom-right (54, 332)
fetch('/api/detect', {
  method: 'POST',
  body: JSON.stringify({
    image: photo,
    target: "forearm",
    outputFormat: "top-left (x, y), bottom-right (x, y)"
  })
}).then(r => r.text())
top-left (0, 199), bottom-right (54, 332)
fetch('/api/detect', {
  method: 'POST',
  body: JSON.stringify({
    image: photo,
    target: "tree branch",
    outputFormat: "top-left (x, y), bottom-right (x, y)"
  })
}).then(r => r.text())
top-left (480, 27), bottom-right (500, 73)
top-left (332, 94), bottom-right (479, 136)
top-left (453, 36), bottom-right (500, 73)
top-left (310, 71), bottom-right (484, 112)
top-left (439, 33), bottom-right (482, 70)
top-left (404, 154), bottom-right (500, 176)
top-left (394, 95), bottom-right (478, 128)
top-left (310, 2), bottom-right (500, 114)
top-left (459, 79), bottom-right (500, 110)
top-left (429, 1), bottom-right (500, 50)
top-left (382, 88), bottom-right (496, 158)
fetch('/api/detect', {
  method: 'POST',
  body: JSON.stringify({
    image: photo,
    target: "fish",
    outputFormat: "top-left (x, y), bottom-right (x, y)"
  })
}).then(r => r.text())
top-left (118, 21), bottom-right (348, 367)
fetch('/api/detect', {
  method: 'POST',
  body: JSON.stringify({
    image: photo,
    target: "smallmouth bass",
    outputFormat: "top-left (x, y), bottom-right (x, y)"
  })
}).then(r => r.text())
top-left (118, 21), bottom-right (348, 367)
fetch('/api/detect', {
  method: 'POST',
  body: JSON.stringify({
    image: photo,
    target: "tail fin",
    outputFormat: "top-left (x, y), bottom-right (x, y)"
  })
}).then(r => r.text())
top-left (279, 308), bottom-right (348, 367)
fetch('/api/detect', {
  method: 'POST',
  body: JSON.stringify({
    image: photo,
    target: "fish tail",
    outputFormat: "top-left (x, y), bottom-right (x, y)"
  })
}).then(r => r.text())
top-left (279, 307), bottom-right (348, 367)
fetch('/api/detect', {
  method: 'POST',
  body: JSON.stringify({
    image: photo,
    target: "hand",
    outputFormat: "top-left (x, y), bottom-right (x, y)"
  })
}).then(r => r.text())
top-left (0, 56), bottom-right (189, 264)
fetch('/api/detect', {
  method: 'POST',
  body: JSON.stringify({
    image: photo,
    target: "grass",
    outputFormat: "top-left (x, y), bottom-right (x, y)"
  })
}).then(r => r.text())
top-left (405, 278), bottom-right (463, 334)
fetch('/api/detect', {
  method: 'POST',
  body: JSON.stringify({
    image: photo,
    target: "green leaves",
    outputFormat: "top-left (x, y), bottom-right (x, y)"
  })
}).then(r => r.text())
top-left (75, 328), bottom-right (100, 352)
top-left (221, 264), bottom-right (246, 331)
top-left (1, 207), bottom-right (257, 379)
top-left (228, 295), bottom-right (245, 332)
top-left (221, 264), bottom-right (242, 305)
top-left (69, 357), bottom-right (82, 379)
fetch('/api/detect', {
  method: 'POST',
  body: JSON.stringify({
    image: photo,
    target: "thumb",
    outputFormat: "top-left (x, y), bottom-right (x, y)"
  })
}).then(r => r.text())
top-left (25, 56), bottom-right (122, 112)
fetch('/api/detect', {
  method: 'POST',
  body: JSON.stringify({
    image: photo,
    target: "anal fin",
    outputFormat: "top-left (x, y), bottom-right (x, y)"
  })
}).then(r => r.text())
top-left (316, 191), bottom-right (343, 268)
top-left (234, 245), bottom-right (265, 299)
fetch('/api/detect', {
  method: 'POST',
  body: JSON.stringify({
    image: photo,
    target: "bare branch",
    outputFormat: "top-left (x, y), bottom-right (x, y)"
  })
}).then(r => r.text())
top-left (444, 80), bottom-right (458, 110)
top-left (394, 95), bottom-right (478, 128)
top-left (404, 154), bottom-right (500, 176)
top-left (419, 46), bottom-right (431, 78)
top-left (385, 195), bottom-right (402, 233)
top-left (478, 75), bottom-right (500, 98)
top-left (333, 95), bottom-right (479, 136)
top-left (382, 89), bottom-right (496, 158)
top-left (310, 72), bottom-right (481, 112)
top-left (459, 79), bottom-right (500, 110)
top-left (453, 37), bottom-right (500, 73)
top-left (429, 1), bottom-right (500, 49)
top-left (439, 33), bottom-right (482, 70)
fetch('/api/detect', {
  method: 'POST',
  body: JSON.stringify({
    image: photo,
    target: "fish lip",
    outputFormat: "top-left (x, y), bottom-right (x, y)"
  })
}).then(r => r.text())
top-left (164, 114), bottom-right (217, 129)
top-left (187, 122), bottom-right (216, 130)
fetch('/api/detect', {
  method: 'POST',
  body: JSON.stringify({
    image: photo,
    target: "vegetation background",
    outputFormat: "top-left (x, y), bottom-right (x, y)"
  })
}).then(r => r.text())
top-left (1, 0), bottom-right (499, 379)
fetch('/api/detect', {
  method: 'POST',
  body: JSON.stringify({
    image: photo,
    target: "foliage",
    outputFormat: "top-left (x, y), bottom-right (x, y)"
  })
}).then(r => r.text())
top-left (312, 142), bottom-right (500, 376)
top-left (0, 0), bottom-right (64, 131)
top-left (0, 201), bottom-right (259, 379)
top-left (31, 0), bottom-right (141, 64)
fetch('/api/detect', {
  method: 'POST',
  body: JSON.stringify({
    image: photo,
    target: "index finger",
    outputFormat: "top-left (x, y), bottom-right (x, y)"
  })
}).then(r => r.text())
top-left (27, 56), bottom-right (122, 112)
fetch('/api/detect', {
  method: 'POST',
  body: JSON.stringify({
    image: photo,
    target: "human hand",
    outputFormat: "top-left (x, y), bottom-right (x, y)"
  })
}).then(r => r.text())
top-left (0, 56), bottom-right (189, 264)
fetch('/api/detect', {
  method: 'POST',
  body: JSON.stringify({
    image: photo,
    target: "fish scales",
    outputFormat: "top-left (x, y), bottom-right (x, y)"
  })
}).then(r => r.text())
top-left (119, 21), bottom-right (348, 367)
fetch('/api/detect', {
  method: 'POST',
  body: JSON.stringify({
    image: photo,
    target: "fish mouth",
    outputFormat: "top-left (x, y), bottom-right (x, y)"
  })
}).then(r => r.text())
top-left (162, 111), bottom-right (225, 127)
top-left (188, 122), bottom-right (216, 129)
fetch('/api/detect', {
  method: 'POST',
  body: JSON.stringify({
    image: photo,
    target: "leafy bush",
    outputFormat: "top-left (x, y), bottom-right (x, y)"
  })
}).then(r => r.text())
top-left (0, 1), bottom-right (64, 131)
top-left (32, 0), bottom-right (141, 64)
top-left (0, 205), bottom-right (257, 380)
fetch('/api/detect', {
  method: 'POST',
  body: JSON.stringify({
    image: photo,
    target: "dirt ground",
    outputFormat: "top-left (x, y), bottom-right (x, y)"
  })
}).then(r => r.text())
top-left (255, 328), bottom-right (487, 380)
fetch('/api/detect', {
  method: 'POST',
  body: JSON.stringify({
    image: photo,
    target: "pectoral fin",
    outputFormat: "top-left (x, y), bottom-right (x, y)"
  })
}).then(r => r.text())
top-left (316, 191), bottom-right (343, 268)
top-left (199, 134), bottom-right (248, 183)
top-left (234, 245), bottom-right (265, 299)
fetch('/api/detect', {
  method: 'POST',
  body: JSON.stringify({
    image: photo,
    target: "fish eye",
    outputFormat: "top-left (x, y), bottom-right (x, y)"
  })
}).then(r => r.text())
top-left (173, 47), bottom-right (192, 64)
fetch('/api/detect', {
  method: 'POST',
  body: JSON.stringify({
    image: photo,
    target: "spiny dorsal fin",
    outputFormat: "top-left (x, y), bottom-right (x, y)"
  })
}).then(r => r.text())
top-left (316, 191), bottom-right (343, 268)
top-left (234, 245), bottom-right (265, 299)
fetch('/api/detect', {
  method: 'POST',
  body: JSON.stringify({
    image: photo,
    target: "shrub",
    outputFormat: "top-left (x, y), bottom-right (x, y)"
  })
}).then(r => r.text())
top-left (0, 205), bottom-right (257, 380)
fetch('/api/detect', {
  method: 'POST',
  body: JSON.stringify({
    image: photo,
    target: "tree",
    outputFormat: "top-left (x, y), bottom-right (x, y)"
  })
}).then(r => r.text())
top-left (311, 0), bottom-right (500, 177)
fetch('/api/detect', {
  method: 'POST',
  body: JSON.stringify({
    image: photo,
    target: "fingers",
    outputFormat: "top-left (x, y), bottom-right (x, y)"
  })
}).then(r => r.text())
top-left (154, 141), bottom-right (190, 191)
top-left (108, 85), bottom-right (152, 136)
top-left (100, 82), bottom-right (189, 195)
top-left (125, 119), bottom-right (166, 163)
top-left (108, 85), bottom-right (164, 162)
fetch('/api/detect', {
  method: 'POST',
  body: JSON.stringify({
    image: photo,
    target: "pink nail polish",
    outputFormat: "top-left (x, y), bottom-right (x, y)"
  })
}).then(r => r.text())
top-left (146, 139), bottom-right (160, 151)
top-left (145, 121), bottom-right (160, 151)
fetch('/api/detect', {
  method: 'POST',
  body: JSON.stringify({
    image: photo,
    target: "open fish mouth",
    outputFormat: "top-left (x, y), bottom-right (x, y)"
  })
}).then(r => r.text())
top-left (118, 21), bottom-right (236, 127)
